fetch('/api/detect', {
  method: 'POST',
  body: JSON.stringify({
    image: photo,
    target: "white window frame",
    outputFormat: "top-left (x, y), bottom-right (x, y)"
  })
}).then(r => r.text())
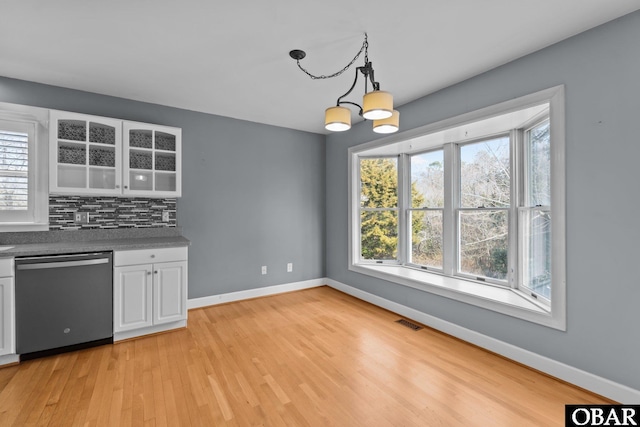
top-left (357, 155), bottom-right (400, 264)
top-left (454, 134), bottom-right (512, 286)
top-left (348, 86), bottom-right (566, 330)
top-left (0, 102), bottom-right (49, 231)
top-left (517, 116), bottom-right (552, 305)
top-left (405, 148), bottom-right (445, 273)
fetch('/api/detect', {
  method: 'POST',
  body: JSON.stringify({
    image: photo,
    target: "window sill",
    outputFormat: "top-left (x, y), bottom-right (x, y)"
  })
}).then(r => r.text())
top-left (350, 263), bottom-right (564, 330)
top-left (0, 222), bottom-right (48, 232)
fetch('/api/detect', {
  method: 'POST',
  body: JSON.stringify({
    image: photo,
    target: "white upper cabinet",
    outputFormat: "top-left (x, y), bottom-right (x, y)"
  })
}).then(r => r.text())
top-left (49, 111), bottom-right (123, 195)
top-left (123, 122), bottom-right (181, 198)
top-left (49, 111), bottom-right (181, 198)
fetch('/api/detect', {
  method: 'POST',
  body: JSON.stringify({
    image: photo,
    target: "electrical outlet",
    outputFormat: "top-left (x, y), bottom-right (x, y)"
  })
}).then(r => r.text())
top-left (261, 266), bottom-right (267, 275)
top-left (162, 211), bottom-right (170, 222)
top-left (287, 263), bottom-right (293, 272)
top-left (74, 212), bottom-right (89, 224)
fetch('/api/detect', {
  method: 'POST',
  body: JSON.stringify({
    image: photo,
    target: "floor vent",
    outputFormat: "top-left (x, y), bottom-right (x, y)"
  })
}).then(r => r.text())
top-left (396, 319), bottom-right (423, 331)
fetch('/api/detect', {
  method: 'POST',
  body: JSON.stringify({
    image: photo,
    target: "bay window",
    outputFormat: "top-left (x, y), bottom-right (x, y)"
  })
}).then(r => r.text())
top-left (349, 86), bottom-right (565, 329)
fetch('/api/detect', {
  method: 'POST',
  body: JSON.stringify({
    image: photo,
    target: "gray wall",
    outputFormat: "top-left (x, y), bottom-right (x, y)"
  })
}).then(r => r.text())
top-left (0, 78), bottom-right (326, 298)
top-left (326, 11), bottom-right (640, 390)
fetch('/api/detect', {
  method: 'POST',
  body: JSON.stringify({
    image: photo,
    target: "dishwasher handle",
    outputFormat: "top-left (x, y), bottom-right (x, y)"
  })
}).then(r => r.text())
top-left (16, 258), bottom-right (110, 270)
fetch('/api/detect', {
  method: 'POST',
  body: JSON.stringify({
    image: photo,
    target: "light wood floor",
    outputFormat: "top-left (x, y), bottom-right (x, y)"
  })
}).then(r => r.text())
top-left (0, 286), bottom-right (611, 426)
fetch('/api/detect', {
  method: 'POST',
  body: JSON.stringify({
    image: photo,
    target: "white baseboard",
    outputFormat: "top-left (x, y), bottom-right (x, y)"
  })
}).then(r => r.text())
top-left (187, 278), bottom-right (325, 310)
top-left (114, 320), bottom-right (187, 342)
top-left (0, 353), bottom-right (19, 366)
top-left (326, 278), bottom-right (640, 404)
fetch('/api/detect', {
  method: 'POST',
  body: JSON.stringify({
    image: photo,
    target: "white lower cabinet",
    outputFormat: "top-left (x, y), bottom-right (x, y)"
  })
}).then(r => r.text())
top-left (0, 258), bottom-right (17, 365)
top-left (0, 276), bottom-right (15, 356)
top-left (153, 261), bottom-right (187, 325)
top-left (114, 247), bottom-right (187, 340)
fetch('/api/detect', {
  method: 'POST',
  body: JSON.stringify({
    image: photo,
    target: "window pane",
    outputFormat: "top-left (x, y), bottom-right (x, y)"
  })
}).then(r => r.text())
top-left (360, 158), bottom-right (397, 208)
top-left (0, 176), bottom-right (28, 209)
top-left (526, 121), bottom-right (550, 207)
top-left (361, 210), bottom-right (398, 260)
top-left (459, 210), bottom-right (508, 280)
top-left (410, 210), bottom-right (443, 269)
top-left (460, 137), bottom-right (510, 208)
top-left (521, 209), bottom-right (551, 299)
top-left (0, 129), bottom-right (29, 210)
top-left (411, 150), bottom-right (443, 208)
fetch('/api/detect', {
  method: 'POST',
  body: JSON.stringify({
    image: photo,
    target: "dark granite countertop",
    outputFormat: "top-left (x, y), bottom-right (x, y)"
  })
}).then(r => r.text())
top-left (0, 227), bottom-right (190, 258)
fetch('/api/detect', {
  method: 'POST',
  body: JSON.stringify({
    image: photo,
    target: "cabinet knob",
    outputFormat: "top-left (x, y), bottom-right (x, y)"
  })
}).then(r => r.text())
top-left (124, 185), bottom-right (128, 189)
top-left (147, 271), bottom-right (151, 275)
top-left (115, 185), bottom-right (120, 189)
top-left (150, 254), bottom-right (155, 258)
top-left (154, 270), bottom-right (158, 274)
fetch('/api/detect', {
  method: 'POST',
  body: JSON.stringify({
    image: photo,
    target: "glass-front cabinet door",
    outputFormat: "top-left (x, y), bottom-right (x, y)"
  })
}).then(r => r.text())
top-left (49, 111), bottom-right (122, 195)
top-left (123, 122), bottom-right (181, 197)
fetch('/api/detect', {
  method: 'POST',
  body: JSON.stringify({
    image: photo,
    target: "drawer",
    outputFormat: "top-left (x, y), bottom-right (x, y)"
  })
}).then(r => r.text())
top-left (0, 257), bottom-right (13, 277)
top-left (114, 246), bottom-right (187, 266)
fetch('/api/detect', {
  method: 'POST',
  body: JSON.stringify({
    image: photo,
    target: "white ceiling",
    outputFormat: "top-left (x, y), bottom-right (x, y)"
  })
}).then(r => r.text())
top-left (1, 1), bottom-right (638, 134)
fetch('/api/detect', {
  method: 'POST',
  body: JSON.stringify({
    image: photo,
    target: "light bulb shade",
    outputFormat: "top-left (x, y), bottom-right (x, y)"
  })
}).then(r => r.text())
top-left (362, 90), bottom-right (393, 120)
top-left (325, 106), bottom-right (351, 131)
top-left (373, 110), bottom-right (399, 134)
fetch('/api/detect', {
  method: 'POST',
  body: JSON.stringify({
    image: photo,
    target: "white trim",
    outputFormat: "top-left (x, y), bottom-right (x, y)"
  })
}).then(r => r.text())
top-left (0, 354), bottom-right (19, 366)
top-left (187, 278), bottom-right (325, 309)
top-left (0, 223), bottom-right (48, 232)
top-left (114, 319), bottom-right (187, 342)
top-left (349, 263), bottom-right (560, 328)
top-left (326, 278), bottom-right (640, 404)
top-left (548, 86), bottom-right (567, 328)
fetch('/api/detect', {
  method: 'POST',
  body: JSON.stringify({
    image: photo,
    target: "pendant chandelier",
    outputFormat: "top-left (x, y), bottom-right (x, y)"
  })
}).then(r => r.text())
top-left (289, 33), bottom-right (399, 134)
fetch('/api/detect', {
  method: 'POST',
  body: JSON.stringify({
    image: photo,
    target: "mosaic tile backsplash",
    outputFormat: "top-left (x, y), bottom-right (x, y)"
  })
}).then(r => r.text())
top-left (49, 196), bottom-right (177, 230)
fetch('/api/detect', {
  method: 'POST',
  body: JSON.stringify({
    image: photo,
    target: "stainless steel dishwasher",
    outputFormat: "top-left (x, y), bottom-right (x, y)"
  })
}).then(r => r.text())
top-left (15, 252), bottom-right (113, 360)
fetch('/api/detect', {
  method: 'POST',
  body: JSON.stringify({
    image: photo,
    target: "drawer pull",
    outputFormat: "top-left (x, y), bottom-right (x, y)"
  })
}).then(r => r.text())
top-left (114, 247), bottom-right (187, 266)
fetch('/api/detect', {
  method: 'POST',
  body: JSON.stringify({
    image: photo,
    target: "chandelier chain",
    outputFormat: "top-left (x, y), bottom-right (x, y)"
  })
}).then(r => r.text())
top-left (296, 33), bottom-right (368, 80)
